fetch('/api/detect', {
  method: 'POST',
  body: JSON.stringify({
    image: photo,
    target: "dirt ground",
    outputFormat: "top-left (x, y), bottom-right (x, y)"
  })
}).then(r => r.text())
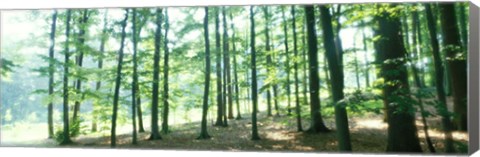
top-left (32, 112), bottom-right (467, 155)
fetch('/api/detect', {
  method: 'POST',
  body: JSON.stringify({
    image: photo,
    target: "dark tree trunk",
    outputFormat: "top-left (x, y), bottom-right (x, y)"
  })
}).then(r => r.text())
top-left (162, 9), bottom-right (170, 134)
top-left (458, 3), bottom-right (468, 50)
top-left (439, 3), bottom-right (468, 131)
top-left (111, 9), bottom-right (129, 148)
top-left (198, 7), bottom-right (212, 139)
top-left (281, 7), bottom-right (292, 116)
top-left (131, 8), bottom-right (138, 145)
top-left (60, 9), bottom-right (73, 145)
top-left (230, 12), bottom-right (242, 120)
top-left (319, 6), bottom-right (352, 151)
top-left (72, 10), bottom-right (89, 132)
top-left (250, 6), bottom-right (261, 141)
top-left (47, 10), bottom-right (58, 139)
top-left (410, 7), bottom-right (435, 153)
top-left (425, 4), bottom-right (455, 152)
top-left (263, 7), bottom-right (273, 117)
top-left (222, 7), bottom-right (234, 120)
top-left (376, 4), bottom-right (422, 152)
top-left (304, 6), bottom-right (330, 133)
top-left (137, 97), bottom-right (145, 132)
top-left (149, 8), bottom-right (163, 140)
top-left (214, 7), bottom-right (225, 126)
top-left (301, 20), bottom-right (309, 107)
top-left (291, 6), bottom-right (303, 132)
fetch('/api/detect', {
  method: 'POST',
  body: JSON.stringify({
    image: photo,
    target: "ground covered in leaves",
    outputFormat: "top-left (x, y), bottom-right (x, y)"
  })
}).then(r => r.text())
top-left (13, 112), bottom-right (466, 155)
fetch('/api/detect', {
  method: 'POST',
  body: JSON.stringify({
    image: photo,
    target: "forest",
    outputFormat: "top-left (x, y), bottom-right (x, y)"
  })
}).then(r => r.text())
top-left (0, 2), bottom-right (470, 154)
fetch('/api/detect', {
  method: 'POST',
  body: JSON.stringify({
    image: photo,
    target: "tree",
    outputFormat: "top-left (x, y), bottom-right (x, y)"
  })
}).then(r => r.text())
top-left (263, 6), bottom-right (273, 117)
top-left (439, 3), bottom-right (467, 131)
top-left (223, 7), bottom-right (234, 121)
top-left (230, 12), bottom-right (242, 120)
top-left (214, 7), bottom-right (225, 127)
top-left (149, 8), bottom-right (163, 140)
top-left (130, 8), bottom-right (139, 145)
top-left (162, 8), bottom-right (170, 134)
top-left (304, 5), bottom-right (330, 133)
top-left (198, 7), bottom-right (212, 140)
top-left (72, 10), bottom-right (90, 130)
top-left (319, 5), bottom-right (352, 151)
top-left (250, 6), bottom-right (261, 141)
top-left (47, 10), bottom-right (58, 139)
top-left (425, 3), bottom-right (455, 152)
top-left (281, 7), bottom-right (292, 116)
top-left (290, 6), bottom-right (303, 132)
top-left (375, 4), bottom-right (422, 152)
top-left (60, 9), bottom-right (73, 145)
top-left (92, 9), bottom-right (109, 133)
top-left (111, 9), bottom-right (129, 148)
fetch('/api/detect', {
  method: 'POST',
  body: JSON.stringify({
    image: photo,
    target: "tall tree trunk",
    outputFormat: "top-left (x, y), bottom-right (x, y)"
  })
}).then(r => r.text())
top-left (410, 7), bottom-right (435, 153)
top-left (376, 4), bottom-right (422, 152)
top-left (92, 9), bottom-right (109, 133)
top-left (149, 8), bottom-right (163, 140)
top-left (137, 97), bottom-right (145, 132)
top-left (223, 7), bottom-right (234, 120)
top-left (61, 9), bottom-right (73, 145)
top-left (230, 12), bottom-right (242, 120)
top-left (439, 3), bottom-right (468, 131)
top-left (263, 7), bottom-right (273, 117)
top-left (250, 6), bottom-right (261, 141)
top-left (458, 3), bottom-right (468, 50)
top-left (425, 4), bottom-right (455, 152)
top-left (304, 6), bottom-right (330, 133)
top-left (214, 7), bottom-right (225, 126)
top-left (281, 7), bottom-right (292, 116)
top-left (291, 6), bottom-right (303, 132)
top-left (162, 9), bottom-right (170, 134)
top-left (131, 8), bottom-right (138, 145)
top-left (47, 10), bottom-right (58, 139)
top-left (72, 10), bottom-right (89, 132)
top-left (111, 9), bottom-right (129, 148)
top-left (301, 19), bottom-right (309, 107)
top-left (319, 6), bottom-right (352, 151)
top-left (198, 7), bottom-right (212, 139)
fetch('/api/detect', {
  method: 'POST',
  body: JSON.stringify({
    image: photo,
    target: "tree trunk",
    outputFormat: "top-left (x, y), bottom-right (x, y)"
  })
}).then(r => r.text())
top-left (111, 9), bottom-right (129, 148)
top-left (291, 6), bottom-right (303, 132)
top-left (411, 7), bottom-right (435, 153)
top-left (281, 7), bottom-right (292, 116)
top-left (149, 8), bottom-right (163, 140)
top-left (376, 4), bottom-right (422, 152)
top-left (250, 6), bottom-right (261, 141)
top-left (458, 3), bottom-right (468, 50)
top-left (360, 17), bottom-right (370, 88)
top-left (230, 12), bottom-right (242, 120)
top-left (92, 9), bottom-right (109, 133)
top-left (60, 9), bottom-right (73, 145)
top-left (304, 6), bottom-right (330, 133)
top-left (198, 7), bottom-right (212, 139)
top-left (161, 9), bottom-right (170, 134)
top-left (214, 7), bottom-right (224, 127)
top-left (425, 4), bottom-right (455, 152)
top-left (47, 10), bottom-right (58, 139)
top-left (319, 6), bottom-right (352, 151)
top-left (301, 19), bottom-right (309, 107)
top-left (263, 7), bottom-right (274, 117)
top-left (72, 10), bottom-right (89, 133)
top-left (439, 3), bottom-right (468, 131)
top-left (137, 97), bottom-right (145, 132)
top-left (222, 7), bottom-right (234, 120)
top-left (131, 8), bottom-right (138, 145)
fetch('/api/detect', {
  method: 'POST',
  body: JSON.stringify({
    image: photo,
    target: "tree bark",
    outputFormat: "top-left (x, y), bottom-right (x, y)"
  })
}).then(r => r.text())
top-left (149, 8), bottom-right (163, 140)
top-left (72, 10), bottom-right (89, 133)
top-left (425, 4), bottom-right (455, 152)
top-left (198, 7), bottom-right (212, 139)
top-left (111, 9), bottom-right (129, 148)
top-left (291, 6), bottom-right (303, 132)
top-left (161, 8), bottom-right (170, 134)
top-left (131, 8), bottom-right (138, 145)
top-left (304, 6), bottom-right (330, 133)
top-left (281, 7), bottom-right (292, 116)
top-left (376, 4), bottom-right (422, 152)
top-left (250, 6), bottom-right (261, 141)
top-left (60, 9), bottom-right (73, 145)
top-left (214, 7), bottom-right (224, 126)
top-left (47, 10), bottom-right (58, 139)
top-left (439, 3), bottom-right (468, 131)
top-left (229, 12), bottom-right (242, 120)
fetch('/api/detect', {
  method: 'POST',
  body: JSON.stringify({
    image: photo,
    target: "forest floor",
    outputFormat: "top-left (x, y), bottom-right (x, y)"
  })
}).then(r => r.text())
top-left (2, 112), bottom-right (468, 154)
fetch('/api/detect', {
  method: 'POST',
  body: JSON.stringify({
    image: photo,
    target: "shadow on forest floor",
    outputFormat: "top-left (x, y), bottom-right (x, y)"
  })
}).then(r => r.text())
top-left (18, 112), bottom-right (465, 154)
